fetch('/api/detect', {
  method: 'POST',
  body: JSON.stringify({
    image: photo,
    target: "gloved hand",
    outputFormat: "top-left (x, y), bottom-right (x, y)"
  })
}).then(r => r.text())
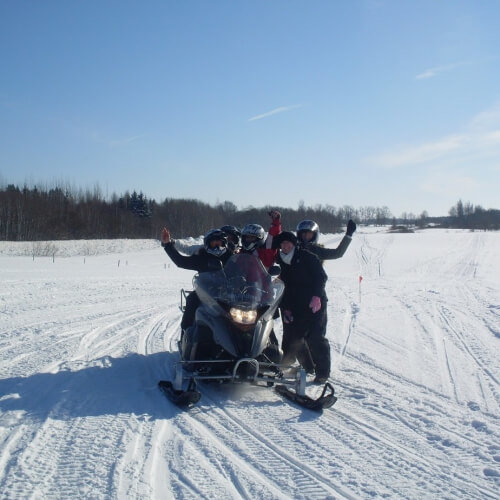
top-left (268, 210), bottom-right (281, 222)
top-left (309, 296), bottom-right (321, 313)
top-left (283, 309), bottom-right (294, 323)
top-left (161, 227), bottom-right (171, 246)
top-left (346, 219), bottom-right (356, 237)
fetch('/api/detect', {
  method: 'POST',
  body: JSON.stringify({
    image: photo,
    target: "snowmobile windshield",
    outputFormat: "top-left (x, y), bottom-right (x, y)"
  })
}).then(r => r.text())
top-left (193, 253), bottom-right (284, 311)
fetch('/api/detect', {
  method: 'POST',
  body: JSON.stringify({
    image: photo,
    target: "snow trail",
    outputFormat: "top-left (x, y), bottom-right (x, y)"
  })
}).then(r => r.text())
top-left (0, 229), bottom-right (498, 498)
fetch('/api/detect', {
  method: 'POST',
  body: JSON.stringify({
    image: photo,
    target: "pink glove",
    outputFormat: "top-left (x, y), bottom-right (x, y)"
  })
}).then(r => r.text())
top-left (309, 296), bottom-right (321, 313)
top-left (283, 309), bottom-right (294, 323)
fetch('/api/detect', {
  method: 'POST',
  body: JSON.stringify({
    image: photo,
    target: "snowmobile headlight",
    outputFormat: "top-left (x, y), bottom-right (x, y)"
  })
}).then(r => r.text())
top-left (230, 308), bottom-right (257, 325)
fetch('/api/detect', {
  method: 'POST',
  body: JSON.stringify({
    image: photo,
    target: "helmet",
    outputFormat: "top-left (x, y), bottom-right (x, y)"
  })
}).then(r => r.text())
top-left (241, 224), bottom-right (266, 251)
top-left (203, 229), bottom-right (228, 257)
top-left (296, 219), bottom-right (319, 244)
top-left (220, 225), bottom-right (241, 249)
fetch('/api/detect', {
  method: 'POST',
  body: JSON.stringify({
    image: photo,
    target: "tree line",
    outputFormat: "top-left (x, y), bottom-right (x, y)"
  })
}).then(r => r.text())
top-left (0, 183), bottom-right (498, 241)
top-left (447, 199), bottom-right (500, 231)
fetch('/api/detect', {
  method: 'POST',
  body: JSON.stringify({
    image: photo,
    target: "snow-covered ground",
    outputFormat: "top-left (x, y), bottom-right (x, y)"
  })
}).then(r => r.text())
top-left (0, 228), bottom-right (498, 499)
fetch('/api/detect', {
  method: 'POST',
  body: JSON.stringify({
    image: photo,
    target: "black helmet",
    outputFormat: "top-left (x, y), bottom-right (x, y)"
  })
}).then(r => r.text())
top-left (203, 229), bottom-right (228, 257)
top-left (296, 219), bottom-right (319, 244)
top-left (220, 225), bottom-right (241, 247)
top-left (241, 224), bottom-right (266, 251)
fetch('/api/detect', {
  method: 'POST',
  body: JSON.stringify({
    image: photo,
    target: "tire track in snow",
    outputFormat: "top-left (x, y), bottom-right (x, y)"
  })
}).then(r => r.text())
top-left (113, 304), bottom-right (184, 499)
top-left (340, 302), bottom-right (359, 358)
top-left (332, 405), bottom-right (498, 499)
top-left (172, 397), bottom-right (355, 500)
top-left (137, 304), bottom-right (180, 357)
top-left (0, 362), bottom-right (131, 498)
top-left (390, 293), bottom-right (461, 401)
top-left (324, 369), bottom-right (500, 499)
top-left (75, 306), bottom-right (159, 359)
top-left (167, 415), bottom-right (261, 499)
top-left (1, 297), bottom-right (174, 499)
top-left (395, 282), bottom-right (499, 409)
top-left (356, 234), bottom-right (392, 279)
top-left (441, 335), bottom-right (460, 402)
top-left (109, 306), bottom-right (179, 498)
top-left (437, 304), bottom-right (499, 387)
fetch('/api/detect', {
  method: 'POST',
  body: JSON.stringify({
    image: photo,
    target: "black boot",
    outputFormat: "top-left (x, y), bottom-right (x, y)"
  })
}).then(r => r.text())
top-left (313, 373), bottom-right (329, 384)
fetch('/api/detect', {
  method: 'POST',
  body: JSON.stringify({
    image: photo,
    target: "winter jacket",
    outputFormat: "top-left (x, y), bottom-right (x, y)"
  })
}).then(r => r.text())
top-left (277, 248), bottom-right (328, 314)
top-left (163, 242), bottom-right (232, 273)
top-left (299, 234), bottom-right (352, 261)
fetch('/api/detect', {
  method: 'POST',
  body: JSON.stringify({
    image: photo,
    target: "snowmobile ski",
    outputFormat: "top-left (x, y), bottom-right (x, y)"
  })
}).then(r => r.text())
top-left (275, 382), bottom-right (337, 411)
top-left (158, 378), bottom-right (201, 407)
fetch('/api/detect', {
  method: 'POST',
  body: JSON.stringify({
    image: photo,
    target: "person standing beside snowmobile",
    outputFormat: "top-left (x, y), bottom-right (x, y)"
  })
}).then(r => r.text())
top-left (240, 210), bottom-right (281, 269)
top-left (161, 227), bottom-right (233, 334)
top-left (286, 219), bottom-right (357, 370)
top-left (296, 219), bottom-right (356, 261)
top-left (273, 231), bottom-right (330, 384)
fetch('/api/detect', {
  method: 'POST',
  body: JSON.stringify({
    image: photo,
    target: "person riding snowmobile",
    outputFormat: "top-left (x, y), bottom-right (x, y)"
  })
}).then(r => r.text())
top-left (240, 210), bottom-right (281, 269)
top-left (220, 225), bottom-right (242, 253)
top-left (161, 227), bottom-right (233, 334)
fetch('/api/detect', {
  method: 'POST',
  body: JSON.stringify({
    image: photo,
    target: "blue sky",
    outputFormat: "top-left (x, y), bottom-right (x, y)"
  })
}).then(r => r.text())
top-left (1, 0), bottom-right (499, 217)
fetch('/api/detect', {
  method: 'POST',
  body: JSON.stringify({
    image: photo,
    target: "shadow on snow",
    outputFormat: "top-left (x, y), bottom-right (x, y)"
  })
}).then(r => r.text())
top-left (0, 352), bottom-right (320, 421)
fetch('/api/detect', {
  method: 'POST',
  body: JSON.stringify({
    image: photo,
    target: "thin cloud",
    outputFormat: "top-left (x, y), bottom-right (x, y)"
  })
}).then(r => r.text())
top-left (416, 61), bottom-right (468, 80)
top-left (83, 128), bottom-right (145, 147)
top-left (248, 105), bottom-right (301, 122)
top-left (109, 134), bottom-right (145, 147)
top-left (420, 172), bottom-right (479, 195)
top-left (367, 103), bottom-right (500, 169)
top-left (371, 135), bottom-right (467, 168)
top-left (469, 102), bottom-right (500, 130)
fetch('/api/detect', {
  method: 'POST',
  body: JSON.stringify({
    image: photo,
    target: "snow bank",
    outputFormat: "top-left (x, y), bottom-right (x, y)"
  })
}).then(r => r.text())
top-left (0, 237), bottom-right (204, 257)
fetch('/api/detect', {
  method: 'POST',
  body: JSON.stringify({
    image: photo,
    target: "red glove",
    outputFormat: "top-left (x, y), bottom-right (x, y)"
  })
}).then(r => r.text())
top-left (268, 210), bottom-right (281, 222)
top-left (268, 210), bottom-right (282, 237)
top-left (283, 309), bottom-right (294, 323)
top-left (161, 227), bottom-right (171, 245)
top-left (309, 296), bottom-right (321, 313)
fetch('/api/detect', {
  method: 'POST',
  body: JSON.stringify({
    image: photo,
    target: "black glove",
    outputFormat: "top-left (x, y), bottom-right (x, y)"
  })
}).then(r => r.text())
top-left (346, 219), bottom-right (356, 237)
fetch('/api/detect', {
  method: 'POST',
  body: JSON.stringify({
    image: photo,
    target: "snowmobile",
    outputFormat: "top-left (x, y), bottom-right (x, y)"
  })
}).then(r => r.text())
top-left (158, 253), bottom-right (337, 411)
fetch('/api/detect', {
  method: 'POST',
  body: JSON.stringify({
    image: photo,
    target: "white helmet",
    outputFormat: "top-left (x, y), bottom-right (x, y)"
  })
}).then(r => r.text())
top-left (241, 224), bottom-right (266, 251)
top-left (296, 219), bottom-right (319, 244)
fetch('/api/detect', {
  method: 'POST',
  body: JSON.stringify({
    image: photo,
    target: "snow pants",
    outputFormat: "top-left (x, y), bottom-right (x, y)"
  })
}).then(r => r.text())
top-left (281, 307), bottom-right (330, 378)
top-left (181, 292), bottom-right (200, 332)
top-left (281, 321), bottom-right (315, 373)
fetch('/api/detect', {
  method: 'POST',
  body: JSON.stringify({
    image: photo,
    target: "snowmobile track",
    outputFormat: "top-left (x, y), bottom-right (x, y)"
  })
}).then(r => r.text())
top-left (175, 388), bottom-right (357, 500)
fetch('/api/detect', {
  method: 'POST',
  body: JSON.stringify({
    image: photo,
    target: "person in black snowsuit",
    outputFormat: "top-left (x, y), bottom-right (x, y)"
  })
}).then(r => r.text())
top-left (273, 231), bottom-right (330, 383)
top-left (296, 219), bottom-right (356, 260)
top-left (161, 227), bottom-right (233, 333)
top-left (285, 219), bottom-right (356, 372)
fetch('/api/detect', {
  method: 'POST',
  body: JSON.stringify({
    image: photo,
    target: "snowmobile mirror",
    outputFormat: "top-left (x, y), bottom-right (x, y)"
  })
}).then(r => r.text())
top-left (268, 264), bottom-right (281, 277)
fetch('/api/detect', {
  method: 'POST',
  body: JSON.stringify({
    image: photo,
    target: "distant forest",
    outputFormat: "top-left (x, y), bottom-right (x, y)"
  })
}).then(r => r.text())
top-left (0, 183), bottom-right (498, 241)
